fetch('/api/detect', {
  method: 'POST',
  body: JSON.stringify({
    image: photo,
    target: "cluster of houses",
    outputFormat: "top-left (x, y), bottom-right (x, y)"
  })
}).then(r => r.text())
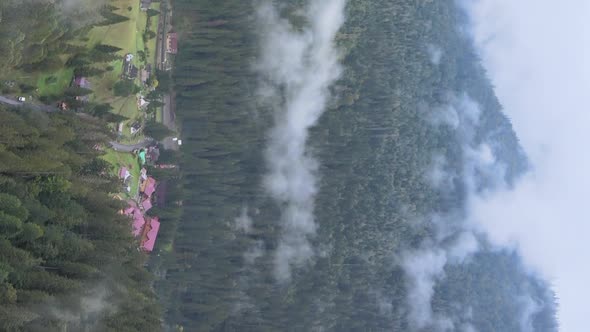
top-left (122, 53), bottom-right (154, 85)
top-left (123, 204), bottom-right (160, 252)
top-left (119, 165), bottom-right (160, 252)
top-left (117, 144), bottom-right (163, 253)
top-left (57, 75), bottom-right (92, 111)
top-left (111, 2), bottom-right (175, 253)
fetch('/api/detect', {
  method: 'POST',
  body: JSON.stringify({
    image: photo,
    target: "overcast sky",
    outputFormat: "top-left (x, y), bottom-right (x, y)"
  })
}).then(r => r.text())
top-left (464, 1), bottom-right (590, 330)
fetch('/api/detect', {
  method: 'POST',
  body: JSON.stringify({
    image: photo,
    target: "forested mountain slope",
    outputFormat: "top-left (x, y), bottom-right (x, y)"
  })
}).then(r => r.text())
top-left (0, 107), bottom-right (161, 331)
top-left (158, 0), bottom-right (557, 331)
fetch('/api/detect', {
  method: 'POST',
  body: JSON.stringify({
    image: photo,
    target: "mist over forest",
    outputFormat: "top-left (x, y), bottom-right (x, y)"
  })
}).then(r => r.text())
top-left (158, 0), bottom-right (558, 331)
top-left (0, 0), bottom-right (565, 331)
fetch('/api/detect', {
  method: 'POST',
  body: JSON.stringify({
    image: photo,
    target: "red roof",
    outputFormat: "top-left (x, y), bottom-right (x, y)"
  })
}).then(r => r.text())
top-left (119, 167), bottom-right (128, 179)
top-left (143, 177), bottom-right (157, 197)
top-left (129, 207), bottom-right (145, 237)
top-left (142, 217), bottom-right (160, 252)
top-left (167, 33), bottom-right (178, 54)
top-left (74, 77), bottom-right (90, 89)
top-left (141, 198), bottom-right (153, 212)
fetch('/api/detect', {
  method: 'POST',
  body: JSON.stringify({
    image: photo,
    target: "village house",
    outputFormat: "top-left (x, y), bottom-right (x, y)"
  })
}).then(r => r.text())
top-left (140, 0), bottom-right (152, 11)
top-left (140, 69), bottom-right (149, 84)
top-left (140, 176), bottom-right (157, 198)
top-left (140, 216), bottom-right (160, 251)
top-left (140, 64), bottom-right (152, 85)
top-left (73, 76), bottom-right (90, 89)
top-left (138, 95), bottom-right (150, 109)
top-left (167, 32), bottom-right (178, 54)
top-left (122, 54), bottom-right (138, 79)
top-left (130, 122), bottom-right (142, 135)
top-left (119, 166), bottom-right (132, 192)
top-left (71, 76), bottom-right (91, 101)
top-left (123, 205), bottom-right (160, 252)
top-left (147, 145), bottom-right (160, 164)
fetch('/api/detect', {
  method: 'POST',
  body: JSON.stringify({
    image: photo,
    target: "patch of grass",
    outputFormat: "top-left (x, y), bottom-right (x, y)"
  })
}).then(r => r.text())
top-left (156, 106), bottom-right (163, 122)
top-left (161, 242), bottom-right (173, 253)
top-left (111, 95), bottom-right (138, 119)
top-left (91, 59), bottom-right (124, 103)
top-left (136, 10), bottom-right (147, 58)
top-left (145, 3), bottom-right (160, 66)
top-left (37, 68), bottom-right (74, 96)
top-left (85, 0), bottom-right (145, 140)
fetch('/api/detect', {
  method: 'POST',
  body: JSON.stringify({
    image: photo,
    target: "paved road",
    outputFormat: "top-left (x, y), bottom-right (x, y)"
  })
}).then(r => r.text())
top-left (0, 96), bottom-right (21, 106)
top-left (0, 95), bottom-right (57, 112)
top-left (161, 94), bottom-right (179, 150)
top-left (0, 94), bottom-right (155, 152)
top-left (154, 2), bottom-right (179, 151)
top-left (110, 138), bottom-right (154, 152)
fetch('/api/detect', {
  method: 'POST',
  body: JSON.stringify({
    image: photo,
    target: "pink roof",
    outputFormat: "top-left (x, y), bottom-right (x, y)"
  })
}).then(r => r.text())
top-left (141, 198), bottom-right (153, 212)
top-left (123, 206), bottom-right (135, 215)
top-left (142, 217), bottom-right (160, 252)
top-left (144, 177), bottom-right (157, 197)
top-left (74, 77), bottom-right (90, 88)
top-left (131, 208), bottom-right (146, 236)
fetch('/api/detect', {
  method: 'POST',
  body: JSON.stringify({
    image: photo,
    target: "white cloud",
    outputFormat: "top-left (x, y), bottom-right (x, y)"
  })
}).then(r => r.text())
top-left (401, 95), bottom-right (488, 331)
top-left (234, 206), bottom-right (253, 234)
top-left (464, 0), bottom-right (590, 330)
top-left (244, 240), bottom-right (265, 265)
top-left (401, 247), bottom-right (449, 330)
top-left (401, 228), bottom-right (479, 331)
top-left (427, 44), bottom-right (444, 65)
top-left (256, 0), bottom-right (346, 282)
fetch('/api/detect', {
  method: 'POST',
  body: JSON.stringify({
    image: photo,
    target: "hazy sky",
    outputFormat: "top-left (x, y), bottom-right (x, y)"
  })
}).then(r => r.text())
top-left (465, 1), bottom-right (590, 330)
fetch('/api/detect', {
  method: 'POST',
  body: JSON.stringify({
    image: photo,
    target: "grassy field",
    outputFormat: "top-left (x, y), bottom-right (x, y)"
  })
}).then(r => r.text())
top-left (87, 0), bottom-right (141, 54)
top-left (146, 3), bottom-right (161, 66)
top-left (88, 0), bottom-right (140, 101)
top-left (91, 59), bottom-right (124, 103)
top-left (85, 0), bottom-right (149, 140)
top-left (37, 68), bottom-right (74, 97)
top-left (111, 95), bottom-right (138, 118)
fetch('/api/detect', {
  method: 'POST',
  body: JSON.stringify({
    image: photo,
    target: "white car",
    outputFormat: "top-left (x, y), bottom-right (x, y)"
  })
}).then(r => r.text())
top-left (17, 97), bottom-right (25, 102)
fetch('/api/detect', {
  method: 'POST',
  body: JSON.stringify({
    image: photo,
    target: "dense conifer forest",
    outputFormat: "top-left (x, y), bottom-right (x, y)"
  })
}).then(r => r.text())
top-left (157, 0), bottom-right (557, 331)
top-left (0, 107), bottom-right (161, 331)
